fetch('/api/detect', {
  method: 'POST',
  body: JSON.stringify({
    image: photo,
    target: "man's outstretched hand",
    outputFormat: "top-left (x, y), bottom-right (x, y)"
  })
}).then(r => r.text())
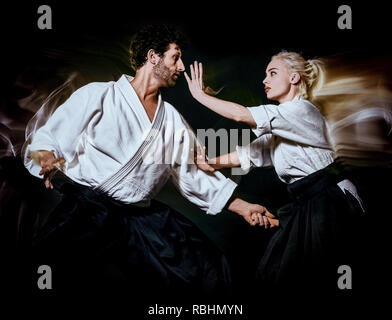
top-left (227, 197), bottom-right (278, 228)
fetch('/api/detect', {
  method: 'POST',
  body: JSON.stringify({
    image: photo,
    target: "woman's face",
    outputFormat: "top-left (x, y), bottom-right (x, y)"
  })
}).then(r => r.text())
top-left (263, 58), bottom-right (292, 102)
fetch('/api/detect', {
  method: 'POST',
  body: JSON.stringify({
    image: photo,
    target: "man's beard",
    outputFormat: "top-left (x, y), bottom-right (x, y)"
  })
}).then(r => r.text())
top-left (153, 59), bottom-right (176, 87)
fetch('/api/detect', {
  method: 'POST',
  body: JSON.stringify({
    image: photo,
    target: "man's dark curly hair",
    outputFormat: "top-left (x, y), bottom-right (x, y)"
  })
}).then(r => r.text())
top-left (129, 24), bottom-right (188, 71)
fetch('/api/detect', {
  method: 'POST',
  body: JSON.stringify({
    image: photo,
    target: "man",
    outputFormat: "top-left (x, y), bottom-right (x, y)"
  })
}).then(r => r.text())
top-left (24, 24), bottom-right (273, 298)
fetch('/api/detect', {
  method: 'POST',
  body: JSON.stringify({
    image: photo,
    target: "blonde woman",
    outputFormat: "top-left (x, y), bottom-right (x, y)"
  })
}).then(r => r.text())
top-left (185, 51), bottom-right (365, 292)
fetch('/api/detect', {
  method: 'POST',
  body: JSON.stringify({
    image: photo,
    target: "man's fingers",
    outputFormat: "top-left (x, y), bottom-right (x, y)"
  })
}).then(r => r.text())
top-left (249, 213), bottom-right (259, 227)
top-left (44, 178), bottom-right (51, 189)
top-left (39, 166), bottom-right (52, 176)
top-left (265, 211), bottom-right (276, 219)
top-left (55, 157), bottom-right (66, 164)
top-left (256, 213), bottom-right (263, 226)
top-left (248, 214), bottom-right (255, 226)
top-left (39, 157), bottom-right (66, 175)
top-left (249, 216), bottom-right (256, 226)
top-left (263, 215), bottom-right (269, 229)
top-left (39, 164), bottom-right (55, 175)
top-left (47, 182), bottom-right (53, 189)
top-left (53, 158), bottom-right (66, 170)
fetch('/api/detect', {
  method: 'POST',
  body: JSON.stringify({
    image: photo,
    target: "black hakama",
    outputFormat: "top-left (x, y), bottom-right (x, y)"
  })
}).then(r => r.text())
top-left (256, 161), bottom-right (366, 295)
top-left (0, 157), bottom-right (232, 301)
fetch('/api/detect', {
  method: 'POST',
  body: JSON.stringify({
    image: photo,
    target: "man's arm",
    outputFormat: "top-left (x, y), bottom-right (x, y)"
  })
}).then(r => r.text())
top-left (195, 146), bottom-right (278, 227)
top-left (24, 83), bottom-right (96, 180)
top-left (170, 113), bottom-right (277, 227)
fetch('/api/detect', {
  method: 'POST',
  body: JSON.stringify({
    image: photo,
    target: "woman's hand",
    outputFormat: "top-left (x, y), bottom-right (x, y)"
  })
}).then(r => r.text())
top-left (194, 145), bottom-right (215, 173)
top-left (184, 61), bottom-right (205, 99)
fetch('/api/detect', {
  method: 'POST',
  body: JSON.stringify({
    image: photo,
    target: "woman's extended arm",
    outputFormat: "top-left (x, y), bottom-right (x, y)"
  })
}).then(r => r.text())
top-left (194, 146), bottom-right (240, 172)
top-left (184, 61), bottom-right (256, 126)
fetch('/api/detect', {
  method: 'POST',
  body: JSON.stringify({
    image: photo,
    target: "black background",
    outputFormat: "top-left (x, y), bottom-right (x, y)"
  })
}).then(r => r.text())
top-left (1, 1), bottom-right (390, 129)
top-left (0, 0), bottom-right (390, 317)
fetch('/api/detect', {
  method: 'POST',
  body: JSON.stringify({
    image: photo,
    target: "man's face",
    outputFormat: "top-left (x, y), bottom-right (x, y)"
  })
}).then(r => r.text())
top-left (153, 43), bottom-right (185, 87)
top-left (262, 58), bottom-right (292, 101)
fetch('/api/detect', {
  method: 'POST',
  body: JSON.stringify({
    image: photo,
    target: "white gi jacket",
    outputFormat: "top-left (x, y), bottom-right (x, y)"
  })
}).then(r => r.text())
top-left (236, 96), bottom-right (362, 203)
top-left (24, 75), bottom-right (237, 215)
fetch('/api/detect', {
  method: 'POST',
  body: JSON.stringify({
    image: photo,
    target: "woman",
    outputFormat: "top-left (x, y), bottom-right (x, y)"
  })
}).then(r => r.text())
top-left (185, 51), bottom-right (365, 293)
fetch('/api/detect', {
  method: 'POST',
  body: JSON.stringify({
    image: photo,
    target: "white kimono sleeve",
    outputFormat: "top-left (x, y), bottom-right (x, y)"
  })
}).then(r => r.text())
top-left (24, 85), bottom-right (98, 178)
top-left (170, 123), bottom-right (237, 215)
top-left (248, 100), bottom-right (330, 148)
top-left (236, 134), bottom-right (273, 174)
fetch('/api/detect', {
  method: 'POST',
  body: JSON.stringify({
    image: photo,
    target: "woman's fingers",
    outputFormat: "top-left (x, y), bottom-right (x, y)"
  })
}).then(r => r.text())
top-left (194, 146), bottom-right (215, 172)
top-left (195, 161), bottom-right (215, 172)
top-left (197, 146), bottom-right (207, 163)
top-left (201, 146), bottom-right (207, 158)
top-left (267, 217), bottom-right (279, 227)
top-left (199, 62), bottom-right (204, 89)
top-left (194, 61), bottom-right (204, 90)
top-left (190, 64), bottom-right (195, 81)
top-left (188, 61), bottom-right (205, 91)
top-left (184, 72), bottom-right (191, 85)
top-left (194, 61), bottom-right (199, 78)
top-left (194, 61), bottom-right (201, 89)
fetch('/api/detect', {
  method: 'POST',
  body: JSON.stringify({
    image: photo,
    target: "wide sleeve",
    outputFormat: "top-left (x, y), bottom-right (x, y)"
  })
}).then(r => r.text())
top-left (169, 120), bottom-right (237, 215)
top-left (23, 85), bottom-right (98, 178)
top-left (248, 99), bottom-right (331, 148)
top-left (235, 134), bottom-right (273, 174)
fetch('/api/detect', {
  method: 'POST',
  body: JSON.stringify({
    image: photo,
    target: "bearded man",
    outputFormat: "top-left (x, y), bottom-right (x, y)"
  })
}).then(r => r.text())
top-left (23, 24), bottom-right (272, 298)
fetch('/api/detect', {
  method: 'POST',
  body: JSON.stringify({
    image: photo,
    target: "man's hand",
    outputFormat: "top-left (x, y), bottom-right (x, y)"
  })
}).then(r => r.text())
top-left (31, 150), bottom-right (65, 189)
top-left (251, 211), bottom-right (279, 228)
top-left (227, 197), bottom-right (276, 227)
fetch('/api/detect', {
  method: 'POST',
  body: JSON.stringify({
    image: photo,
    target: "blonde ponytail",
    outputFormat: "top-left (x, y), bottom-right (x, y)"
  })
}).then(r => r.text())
top-left (272, 51), bottom-right (325, 101)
